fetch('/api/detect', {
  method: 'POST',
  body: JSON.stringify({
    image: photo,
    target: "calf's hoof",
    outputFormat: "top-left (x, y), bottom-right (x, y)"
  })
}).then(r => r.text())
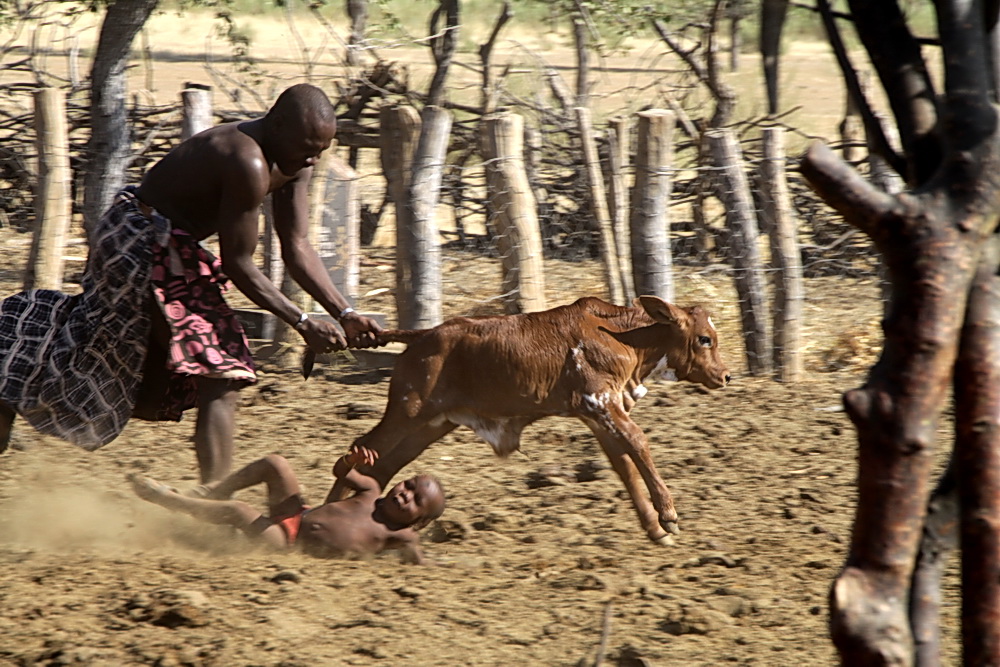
top-left (651, 532), bottom-right (675, 546)
top-left (661, 519), bottom-right (680, 535)
top-left (648, 520), bottom-right (680, 546)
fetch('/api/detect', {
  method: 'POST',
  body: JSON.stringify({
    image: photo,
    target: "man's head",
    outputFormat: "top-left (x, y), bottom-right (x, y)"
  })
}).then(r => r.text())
top-left (381, 475), bottom-right (446, 530)
top-left (264, 83), bottom-right (338, 176)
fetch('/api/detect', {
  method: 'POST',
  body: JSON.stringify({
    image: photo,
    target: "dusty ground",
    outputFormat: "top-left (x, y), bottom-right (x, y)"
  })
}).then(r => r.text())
top-left (0, 8), bottom-right (963, 667)
top-left (0, 228), bottom-right (962, 667)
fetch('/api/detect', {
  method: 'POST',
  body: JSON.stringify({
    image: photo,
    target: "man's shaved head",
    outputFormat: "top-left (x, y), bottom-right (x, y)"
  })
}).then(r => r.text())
top-left (268, 83), bottom-right (337, 129)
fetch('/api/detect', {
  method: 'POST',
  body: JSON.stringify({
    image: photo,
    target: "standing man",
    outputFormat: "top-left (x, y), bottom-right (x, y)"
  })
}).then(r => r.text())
top-left (0, 83), bottom-right (380, 485)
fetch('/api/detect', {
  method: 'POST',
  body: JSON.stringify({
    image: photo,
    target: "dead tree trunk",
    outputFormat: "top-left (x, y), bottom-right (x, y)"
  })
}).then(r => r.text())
top-left (346, 0), bottom-right (368, 67)
top-left (399, 106), bottom-right (451, 329)
top-left (607, 116), bottom-right (636, 303)
top-left (573, 12), bottom-right (589, 108)
top-left (83, 0), bottom-right (158, 238)
top-left (576, 106), bottom-right (624, 305)
top-left (478, 2), bottom-right (511, 115)
top-left (380, 105), bottom-right (421, 326)
top-left (799, 2), bottom-right (1000, 662)
top-left (180, 83), bottom-right (213, 141)
top-left (757, 126), bottom-right (802, 382)
top-left (426, 0), bottom-right (458, 108)
top-left (708, 128), bottom-right (771, 376)
top-left (954, 232), bottom-right (1000, 662)
top-left (630, 110), bottom-right (675, 303)
top-left (481, 112), bottom-right (547, 314)
top-left (25, 88), bottom-right (71, 292)
top-left (839, 70), bottom-right (867, 163)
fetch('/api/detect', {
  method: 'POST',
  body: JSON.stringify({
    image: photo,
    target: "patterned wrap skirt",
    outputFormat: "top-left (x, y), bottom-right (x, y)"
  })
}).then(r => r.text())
top-left (0, 187), bottom-right (256, 450)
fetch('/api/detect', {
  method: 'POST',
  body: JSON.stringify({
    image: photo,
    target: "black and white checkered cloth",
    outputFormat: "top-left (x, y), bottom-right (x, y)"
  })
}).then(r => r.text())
top-left (0, 188), bottom-right (169, 449)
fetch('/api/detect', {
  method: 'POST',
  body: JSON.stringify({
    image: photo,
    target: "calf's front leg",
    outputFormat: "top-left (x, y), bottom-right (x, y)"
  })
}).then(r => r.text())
top-left (328, 418), bottom-right (456, 501)
top-left (585, 408), bottom-right (678, 545)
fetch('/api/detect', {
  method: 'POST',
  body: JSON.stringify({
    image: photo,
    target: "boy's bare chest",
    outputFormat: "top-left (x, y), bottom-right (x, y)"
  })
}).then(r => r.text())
top-left (299, 504), bottom-right (387, 555)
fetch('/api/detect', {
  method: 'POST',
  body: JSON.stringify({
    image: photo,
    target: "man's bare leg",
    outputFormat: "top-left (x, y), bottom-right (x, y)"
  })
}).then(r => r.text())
top-left (193, 378), bottom-right (240, 484)
top-left (0, 401), bottom-right (14, 454)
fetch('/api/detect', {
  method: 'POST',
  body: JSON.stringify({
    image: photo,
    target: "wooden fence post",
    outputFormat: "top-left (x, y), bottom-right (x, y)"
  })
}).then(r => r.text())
top-left (839, 71), bottom-right (868, 163)
top-left (630, 109), bottom-right (675, 303)
top-left (607, 116), bottom-right (635, 302)
top-left (398, 106), bottom-right (451, 329)
top-left (758, 127), bottom-right (803, 381)
top-left (523, 124), bottom-right (551, 230)
top-left (481, 111), bottom-right (547, 314)
top-left (380, 104), bottom-right (421, 327)
top-left (707, 128), bottom-right (772, 375)
top-left (180, 83), bottom-right (213, 141)
top-left (261, 195), bottom-right (282, 341)
top-left (576, 107), bottom-right (624, 304)
top-left (24, 87), bottom-right (72, 291)
top-left (316, 157), bottom-right (361, 303)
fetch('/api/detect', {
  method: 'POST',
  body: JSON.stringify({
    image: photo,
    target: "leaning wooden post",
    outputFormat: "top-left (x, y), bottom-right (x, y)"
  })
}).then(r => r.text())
top-left (380, 104), bottom-right (421, 327)
top-left (24, 87), bottom-right (72, 291)
top-left (758, 126), bottom-right (803, 381)
top-left (630, 109), bottom-right (675, 303)
top-left (707, 128), bottom-right (772, 375)
top-left (481, 111), bottom-right (547, 314)
top-left (607, 116), bottom-right (635, 302)
top-left (576, 107), bottom-right (624, 304)
top-left (398, 106), bottom-right (451, 329)
top-left (180, 83), bottom-right (213, 141)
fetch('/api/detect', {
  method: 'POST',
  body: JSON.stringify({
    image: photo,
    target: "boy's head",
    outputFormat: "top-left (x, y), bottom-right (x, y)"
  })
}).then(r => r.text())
top-left (381, 475), bottom-right (446, 530)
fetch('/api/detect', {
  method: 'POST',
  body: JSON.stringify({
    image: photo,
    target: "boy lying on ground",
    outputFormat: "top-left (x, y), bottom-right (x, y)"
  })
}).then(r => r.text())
top-left (128, 446), bottom-right (445, 564)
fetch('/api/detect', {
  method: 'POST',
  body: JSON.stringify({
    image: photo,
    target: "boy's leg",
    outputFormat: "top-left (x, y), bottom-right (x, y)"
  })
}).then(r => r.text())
top-left (130, 474), bottom-right (259, 527)
top-left (193, 377), bottom-right (240, 484)
top-left (129, 473), bottom-right (294, 549)
top-left (204, 454), bottom-right (304, 512)
top-left (0, 401), bottom-right (13, 453)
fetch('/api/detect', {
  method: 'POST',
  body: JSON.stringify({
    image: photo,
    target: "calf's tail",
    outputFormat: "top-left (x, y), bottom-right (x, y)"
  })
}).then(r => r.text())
top-left (377, 329), bottom-right (429, 346)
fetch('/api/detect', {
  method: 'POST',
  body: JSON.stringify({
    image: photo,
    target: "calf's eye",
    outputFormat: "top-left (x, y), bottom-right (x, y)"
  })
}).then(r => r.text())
top-left (697, 335), bottom-right (712, 348)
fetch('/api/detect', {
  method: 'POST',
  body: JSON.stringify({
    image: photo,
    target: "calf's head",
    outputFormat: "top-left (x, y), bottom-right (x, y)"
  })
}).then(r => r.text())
top-left (638, 296), bottom-right (731, 389)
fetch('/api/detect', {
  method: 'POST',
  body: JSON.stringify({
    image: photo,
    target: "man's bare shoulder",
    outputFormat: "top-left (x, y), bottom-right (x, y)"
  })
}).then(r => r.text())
top-left (184, 120), bottom-right (262, 160)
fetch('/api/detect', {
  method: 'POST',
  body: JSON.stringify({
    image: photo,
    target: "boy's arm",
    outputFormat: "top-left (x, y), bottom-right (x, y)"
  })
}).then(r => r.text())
top-left (324, 447), bottom-right (380, 503)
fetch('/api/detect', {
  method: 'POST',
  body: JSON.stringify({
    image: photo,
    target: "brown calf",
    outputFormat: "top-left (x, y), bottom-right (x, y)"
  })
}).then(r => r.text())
top-left (330, 296), bottom-right (730, 544)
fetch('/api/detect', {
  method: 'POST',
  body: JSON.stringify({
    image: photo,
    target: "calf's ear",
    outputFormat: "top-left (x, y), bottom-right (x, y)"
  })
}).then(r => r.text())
top-left (637, 295), bottom-right (687, 326)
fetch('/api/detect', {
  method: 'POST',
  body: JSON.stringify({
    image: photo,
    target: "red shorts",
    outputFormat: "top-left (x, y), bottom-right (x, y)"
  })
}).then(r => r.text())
top-left (275, 507), bottom-right (310, 545)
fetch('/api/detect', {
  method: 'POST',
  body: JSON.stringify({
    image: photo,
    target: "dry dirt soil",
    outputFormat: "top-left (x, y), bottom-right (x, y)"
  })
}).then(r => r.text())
top-left (0, 10), bottom-right (962, 667)
top-left (0, 232), bottom-right (963, 667)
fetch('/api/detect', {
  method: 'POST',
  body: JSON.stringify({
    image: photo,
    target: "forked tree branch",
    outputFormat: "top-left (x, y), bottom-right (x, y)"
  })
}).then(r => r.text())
top-left (848, 0), bottom-right (942, 185)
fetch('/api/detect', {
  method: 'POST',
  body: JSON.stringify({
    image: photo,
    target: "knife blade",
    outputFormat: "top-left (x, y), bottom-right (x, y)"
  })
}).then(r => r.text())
top-left (301, 348), bottom-right (316, 380)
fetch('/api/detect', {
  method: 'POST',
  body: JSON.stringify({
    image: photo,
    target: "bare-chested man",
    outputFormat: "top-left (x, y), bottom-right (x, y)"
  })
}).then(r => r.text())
top-left (0, 83), bottom-right (380, 483)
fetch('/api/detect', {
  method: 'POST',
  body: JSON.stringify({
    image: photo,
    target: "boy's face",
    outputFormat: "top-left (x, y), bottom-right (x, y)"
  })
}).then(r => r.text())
top-left (382, 475), bottom-right (444, 528)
